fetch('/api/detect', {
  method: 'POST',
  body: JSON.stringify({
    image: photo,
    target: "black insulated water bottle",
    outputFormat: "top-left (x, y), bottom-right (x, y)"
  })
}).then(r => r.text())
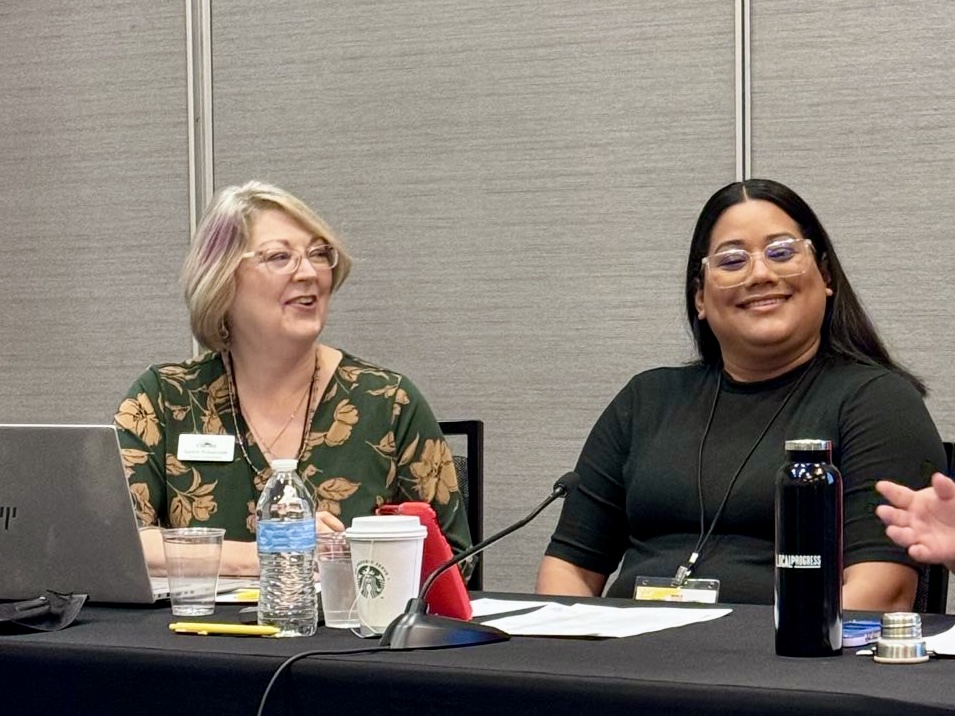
top-left (774, 438), bottom-right (843, 657)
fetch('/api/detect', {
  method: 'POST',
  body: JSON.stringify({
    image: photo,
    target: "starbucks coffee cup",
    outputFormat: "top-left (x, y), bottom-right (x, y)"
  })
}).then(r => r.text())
top-left (344, 515), bottom-right (427, 634)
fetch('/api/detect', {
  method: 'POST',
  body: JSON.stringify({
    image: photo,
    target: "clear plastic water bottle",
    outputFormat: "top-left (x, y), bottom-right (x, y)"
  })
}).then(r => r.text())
top-left (256, 458), bottom-right (317, 637)
top-left (774, 438), bottom-right (843, 657)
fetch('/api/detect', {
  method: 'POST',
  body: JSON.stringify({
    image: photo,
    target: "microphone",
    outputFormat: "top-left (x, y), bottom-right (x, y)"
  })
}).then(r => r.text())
top-left (378, 471), bottom-right (580, 650)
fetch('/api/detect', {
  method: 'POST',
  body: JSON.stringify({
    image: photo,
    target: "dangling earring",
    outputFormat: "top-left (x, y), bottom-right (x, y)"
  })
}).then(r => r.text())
top-left (218, 320), bottom-right (231, 346)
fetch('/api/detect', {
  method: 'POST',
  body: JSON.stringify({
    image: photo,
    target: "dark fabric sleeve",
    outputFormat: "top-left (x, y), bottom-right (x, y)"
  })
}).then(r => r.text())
top-left (113, 367), bottom-right (168, 528)
top-left (839, 372), bottom-right (946, 568)
top-left (544, 380), bottom-right (635, 576)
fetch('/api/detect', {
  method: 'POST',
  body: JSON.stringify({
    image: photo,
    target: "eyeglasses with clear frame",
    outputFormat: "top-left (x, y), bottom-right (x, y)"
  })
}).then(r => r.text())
top-left (700, 237), bottom-right (815, 289)
top-left (240, 244), bottom-right (339, 275)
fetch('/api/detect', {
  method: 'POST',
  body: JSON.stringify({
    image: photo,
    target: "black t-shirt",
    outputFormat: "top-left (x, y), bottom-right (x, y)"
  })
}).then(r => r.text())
top-left (545, 357), bottom-right (946, 604)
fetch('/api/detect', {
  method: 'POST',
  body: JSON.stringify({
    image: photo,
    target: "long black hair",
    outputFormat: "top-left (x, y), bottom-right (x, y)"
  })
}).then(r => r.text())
top-left (684, 178), bottom-right (926, 395)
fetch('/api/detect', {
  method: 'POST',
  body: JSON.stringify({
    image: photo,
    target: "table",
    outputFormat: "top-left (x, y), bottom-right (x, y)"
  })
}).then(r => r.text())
top-left (1, 597), bottom-right (953, 716)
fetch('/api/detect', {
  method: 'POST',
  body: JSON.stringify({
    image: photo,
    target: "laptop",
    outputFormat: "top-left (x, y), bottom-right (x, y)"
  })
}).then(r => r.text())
top-left (0, 423), bottom-right (246, 604)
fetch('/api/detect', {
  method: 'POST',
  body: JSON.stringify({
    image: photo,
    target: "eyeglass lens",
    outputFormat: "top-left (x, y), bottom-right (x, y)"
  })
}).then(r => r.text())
top-left (263, 246), bottom-right (337, 273)
top-left (703, 238), bottom-right (810, 288)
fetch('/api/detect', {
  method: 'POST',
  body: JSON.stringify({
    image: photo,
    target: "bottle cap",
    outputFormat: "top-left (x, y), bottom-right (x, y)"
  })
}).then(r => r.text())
top-left (269, 458), bottom-right (298, 473)
top-left (873, 612), bottom-right (929, 664)
top-left (784, 438), bottom-right (832, 452)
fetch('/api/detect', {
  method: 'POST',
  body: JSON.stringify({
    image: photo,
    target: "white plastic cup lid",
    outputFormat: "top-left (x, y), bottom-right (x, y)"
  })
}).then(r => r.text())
top-left (345, 515), bottom-right (426, 541)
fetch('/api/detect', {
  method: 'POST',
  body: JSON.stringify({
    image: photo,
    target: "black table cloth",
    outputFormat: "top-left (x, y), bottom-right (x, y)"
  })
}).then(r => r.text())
top-left (1, 596), bottom-right (953, 716)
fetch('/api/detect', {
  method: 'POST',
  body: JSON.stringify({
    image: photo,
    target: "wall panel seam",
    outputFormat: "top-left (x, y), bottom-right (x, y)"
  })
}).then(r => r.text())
top-left (735, 0), bottom-right (751, 180)
top-left (185, 0), bottom-right (215, 357)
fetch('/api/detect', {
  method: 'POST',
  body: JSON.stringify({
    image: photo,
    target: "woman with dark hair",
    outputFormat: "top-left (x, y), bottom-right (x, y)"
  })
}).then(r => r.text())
top-left (537, 178), bottom-right (944, 609)
top-left (684, 180), bottom-right (926, 391)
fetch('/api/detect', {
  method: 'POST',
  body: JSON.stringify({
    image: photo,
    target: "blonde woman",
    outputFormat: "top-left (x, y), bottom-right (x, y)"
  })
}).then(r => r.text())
top-left (116, 181), bottom-right (470, 576)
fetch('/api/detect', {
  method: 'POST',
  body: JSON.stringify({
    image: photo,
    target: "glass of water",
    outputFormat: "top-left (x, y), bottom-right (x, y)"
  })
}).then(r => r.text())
top-left (317, 531), bottom-right (359, 628)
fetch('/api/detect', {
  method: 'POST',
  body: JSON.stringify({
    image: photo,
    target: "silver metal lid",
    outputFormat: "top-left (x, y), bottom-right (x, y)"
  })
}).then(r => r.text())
top-left (784, 439), bottom-right (832, 451)
top-left (873, 612), bottom-right (930, 664)
top-left (874, 639), bottom-right (929, 664)
top-left (881, 612), bottom-right (923, 639)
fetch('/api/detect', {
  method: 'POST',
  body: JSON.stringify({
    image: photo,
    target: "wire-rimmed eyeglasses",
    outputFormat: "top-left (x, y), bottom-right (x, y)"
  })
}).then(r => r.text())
top-left (240, 244), bottom-right (339, 275)
top-left (700, 237), bottom-right (815, 289)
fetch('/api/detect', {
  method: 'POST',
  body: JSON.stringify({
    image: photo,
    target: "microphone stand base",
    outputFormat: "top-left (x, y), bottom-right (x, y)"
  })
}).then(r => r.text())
top-left (379, 611), bottom-right (510, 650)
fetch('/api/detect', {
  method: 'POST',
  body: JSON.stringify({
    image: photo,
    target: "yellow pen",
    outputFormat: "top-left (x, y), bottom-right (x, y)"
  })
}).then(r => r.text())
top-left (169, 622), bottom-right (279, 636)
top-left (234, 589), bottom-right (260, 601)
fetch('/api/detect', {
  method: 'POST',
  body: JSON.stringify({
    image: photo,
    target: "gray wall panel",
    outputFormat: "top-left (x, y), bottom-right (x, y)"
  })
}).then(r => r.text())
top-left (751, 1), bottom-right (955, 438)
top-left (212, 0), bottom-right (736, 590)
top-left (0, 2), bottom-right (192, 423)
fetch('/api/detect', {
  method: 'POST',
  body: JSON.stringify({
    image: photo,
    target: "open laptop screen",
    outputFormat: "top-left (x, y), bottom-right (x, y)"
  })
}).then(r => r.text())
top-left (0, 424), bottom-right (158, 603)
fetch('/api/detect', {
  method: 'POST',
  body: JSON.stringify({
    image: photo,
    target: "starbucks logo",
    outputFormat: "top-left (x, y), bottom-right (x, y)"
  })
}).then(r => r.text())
top-left (356, 562), bottom-right (387, 598)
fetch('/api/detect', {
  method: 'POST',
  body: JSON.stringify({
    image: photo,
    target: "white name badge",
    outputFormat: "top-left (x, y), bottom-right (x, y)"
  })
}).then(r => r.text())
top-left (177, 434), bottom-right (235, 462)
top-left (633, 576), bottom-right (720, 605)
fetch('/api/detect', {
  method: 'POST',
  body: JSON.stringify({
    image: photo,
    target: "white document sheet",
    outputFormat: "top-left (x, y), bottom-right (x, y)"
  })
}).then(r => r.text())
top-left (473, 599), bottom-right (732, 638)
top-left (470, 598), bottom-right (554, 618)
top-left (922, 624), bottom-right (955, 655)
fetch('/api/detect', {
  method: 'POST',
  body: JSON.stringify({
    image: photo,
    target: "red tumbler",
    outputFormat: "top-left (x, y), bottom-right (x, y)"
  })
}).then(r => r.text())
top-left (376, 502), bottom-right (472, 620)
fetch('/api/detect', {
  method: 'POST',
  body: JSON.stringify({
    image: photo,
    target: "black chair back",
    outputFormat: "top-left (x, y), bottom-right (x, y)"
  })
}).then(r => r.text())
top-left (919, 441), bottom-right (953, 614)
top-left (439, 419), bottom-right (484, 590)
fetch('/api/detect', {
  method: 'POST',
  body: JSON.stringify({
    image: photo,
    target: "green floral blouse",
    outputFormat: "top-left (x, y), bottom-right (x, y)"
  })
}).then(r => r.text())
top-left (114, 350), bottom-right (471, 558)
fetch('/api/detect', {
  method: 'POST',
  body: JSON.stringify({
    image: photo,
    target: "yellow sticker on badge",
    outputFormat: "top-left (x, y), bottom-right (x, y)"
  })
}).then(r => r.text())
top-left (633, 577), bottom-right (720, 604)
top-left (634, 586), bottom-right (683, 601)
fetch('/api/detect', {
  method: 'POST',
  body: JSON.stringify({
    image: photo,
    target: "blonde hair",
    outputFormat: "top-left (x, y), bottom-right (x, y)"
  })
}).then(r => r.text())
top-left (182, 181), bottom-right (352, 351)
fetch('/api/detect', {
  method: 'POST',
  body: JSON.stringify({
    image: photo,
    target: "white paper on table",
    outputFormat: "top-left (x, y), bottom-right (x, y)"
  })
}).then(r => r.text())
top-left (470, 598), bottom-right (554, 618)
top-left (922, 624), bottom-right (955, 655)
top-left (480, 602), bottom-right (732, 638)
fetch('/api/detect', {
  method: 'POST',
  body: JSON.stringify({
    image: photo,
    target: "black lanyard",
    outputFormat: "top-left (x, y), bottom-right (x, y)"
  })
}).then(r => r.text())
top-left (673, 358), bottom-right (819, 585)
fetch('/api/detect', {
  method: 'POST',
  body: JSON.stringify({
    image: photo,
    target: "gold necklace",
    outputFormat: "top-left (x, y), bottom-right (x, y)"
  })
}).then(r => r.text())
top-left (225, 351), bottom-right (319, 478)
top-left (244, 385), bottom-right (310, 460)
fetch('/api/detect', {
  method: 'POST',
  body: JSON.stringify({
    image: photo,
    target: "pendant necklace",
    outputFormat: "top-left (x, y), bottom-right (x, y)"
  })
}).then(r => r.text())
top-left (224, 350), bottom-right (319, 483)
top-left (245, 386), bottom-right (310, 461)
